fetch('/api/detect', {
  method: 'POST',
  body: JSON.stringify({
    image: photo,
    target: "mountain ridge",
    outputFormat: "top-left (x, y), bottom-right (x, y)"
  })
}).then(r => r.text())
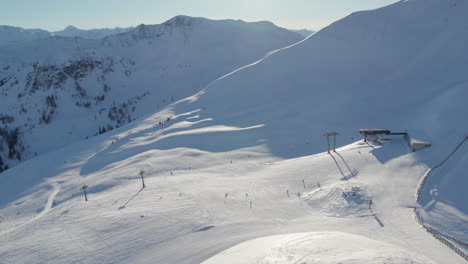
top-left (0, 15), bottom-right (303, 172)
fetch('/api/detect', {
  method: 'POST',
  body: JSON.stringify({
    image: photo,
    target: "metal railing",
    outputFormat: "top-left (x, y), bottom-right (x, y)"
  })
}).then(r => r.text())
top-left (413, 208), bottom-right (468, 260)
top-left (413, 136), bottom-right (468, 261)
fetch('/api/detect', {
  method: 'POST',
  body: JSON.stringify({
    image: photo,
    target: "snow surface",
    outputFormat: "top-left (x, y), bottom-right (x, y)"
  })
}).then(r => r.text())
top-left (164, 0), bottom-right (468, 247)
top-left (419, 139), bottom-right (468, 247)
top-left (0, 0), bottom-right (467, 263)
top-left (202, 232), bottom-right (436, 264)
top-left (0, 128), bottom-right (464, 263)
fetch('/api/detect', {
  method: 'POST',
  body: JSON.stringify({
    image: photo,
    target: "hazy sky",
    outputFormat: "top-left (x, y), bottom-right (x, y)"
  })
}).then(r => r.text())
top-left (2, 0), bottom-right (399, 31)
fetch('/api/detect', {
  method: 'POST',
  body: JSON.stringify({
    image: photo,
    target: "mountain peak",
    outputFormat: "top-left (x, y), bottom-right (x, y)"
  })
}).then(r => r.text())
top-left (64, 25), bottom-right (78, 31)
top-left (163, 15), bottom-right (198, 27)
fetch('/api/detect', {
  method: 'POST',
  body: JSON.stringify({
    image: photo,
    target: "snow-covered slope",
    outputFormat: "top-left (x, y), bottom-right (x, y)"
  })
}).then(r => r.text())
top-left (419, 138), bottom-right (468, 248)
top-left (163, 0), bottom-right (468, 252)
top-left (0, 15), bottom-right (303, 171)
top-left (0, 0), bottom-right (466, 263)
top-left (203, 232), bottom-right (437, 264)
top-left (0, 125), bottom-right (463, 263)
top-left (0, 26), bottom-right (52, 46)
top-left (53, 25), bottom-right (134, 39)
top-left (169, 0), bottom-right (467, 159)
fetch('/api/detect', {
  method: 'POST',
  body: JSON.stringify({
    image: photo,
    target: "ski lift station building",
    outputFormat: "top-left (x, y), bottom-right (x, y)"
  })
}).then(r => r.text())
top-left (404, 134), bottom-right (432, 152)
top-left (359, 129), bottom-right (432, 152)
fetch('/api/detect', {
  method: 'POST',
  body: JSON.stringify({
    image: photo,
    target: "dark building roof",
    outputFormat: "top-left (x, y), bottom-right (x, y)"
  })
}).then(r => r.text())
top-left (359, 129), bottom-right (391, 135)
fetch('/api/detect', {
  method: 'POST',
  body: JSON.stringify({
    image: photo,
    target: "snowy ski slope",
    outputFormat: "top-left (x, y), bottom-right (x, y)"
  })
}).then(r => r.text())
top-left (0, 122), bottom-right (464, 263)
top-left (0, 0), bottom-right (467, 263)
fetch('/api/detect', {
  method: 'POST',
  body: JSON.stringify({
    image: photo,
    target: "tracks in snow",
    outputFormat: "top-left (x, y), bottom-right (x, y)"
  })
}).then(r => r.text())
top-left (35, 183), bottom-right (60, 220)
top-left (0, 183), bottom-right (60, 237)
top-left (201, 32), bottom-right (316, 92)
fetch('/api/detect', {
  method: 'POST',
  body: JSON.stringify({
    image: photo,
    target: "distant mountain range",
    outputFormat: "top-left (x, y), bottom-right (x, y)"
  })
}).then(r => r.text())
top-left (0, 22), bottom-right (314, 47)
top-left (0, 26), bottom-right (52, 46)
top-left (290, 29), bottom-right (315, 37)
top-left (0, 15), bottom-right (303, 171)
top-left (53, 25), bottom-right (135, 39)
top-left (0, 25), bottom-right (135, 46)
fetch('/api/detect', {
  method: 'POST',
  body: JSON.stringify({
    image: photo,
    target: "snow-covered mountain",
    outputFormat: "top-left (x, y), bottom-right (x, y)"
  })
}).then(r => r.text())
top-left (53, 25), bottom-right (134, 39)
top-left (0, 0), bottom-right (466, 263)
top-left (0, 26), bottom-right (52, 46)
top-left (164, 0), bottom-right (468, 252)
top-left (0, 15), bottom-right (303, 172)
top-left (165, 0), bottom-right (467, 158)
top-left (0, 24), bottom-right (134, 47)
top-left (290, 28), bottom-right (315, 37)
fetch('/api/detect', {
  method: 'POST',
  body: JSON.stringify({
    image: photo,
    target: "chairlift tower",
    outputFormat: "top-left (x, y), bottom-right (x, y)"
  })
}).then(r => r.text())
top-left (323, 132), bottom-right (339, 153)
top-left (140, 170), bottom-right (146, 188)
top-left (81, 185), bottom-right (88, 202)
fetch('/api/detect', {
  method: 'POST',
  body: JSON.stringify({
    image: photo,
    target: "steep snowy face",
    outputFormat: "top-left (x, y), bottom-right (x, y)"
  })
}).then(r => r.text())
top-left (0, 26), bottom-right (52, 46)
top-left (168, 0), bottom-right (468, 158)
top-left (0, 16), bottom-right (303, 172)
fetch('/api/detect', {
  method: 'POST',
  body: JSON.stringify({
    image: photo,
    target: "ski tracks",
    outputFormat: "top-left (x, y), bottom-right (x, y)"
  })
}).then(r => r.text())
top-left (35, 182), bottom-right (60, 220)
top-left (201, 31), bottom-right (317, 93)
top-left (0, 182), bottom-right (60, 237)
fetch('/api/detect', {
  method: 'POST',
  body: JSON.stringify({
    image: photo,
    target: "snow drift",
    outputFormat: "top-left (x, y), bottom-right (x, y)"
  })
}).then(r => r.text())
top-left (202, 232), bottom-right (436, 264)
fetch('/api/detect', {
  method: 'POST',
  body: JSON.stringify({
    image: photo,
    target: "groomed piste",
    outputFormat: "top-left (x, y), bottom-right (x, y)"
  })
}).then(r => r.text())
top-left (0, 0), bottom-right (467, 263)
